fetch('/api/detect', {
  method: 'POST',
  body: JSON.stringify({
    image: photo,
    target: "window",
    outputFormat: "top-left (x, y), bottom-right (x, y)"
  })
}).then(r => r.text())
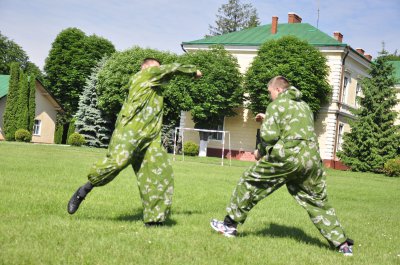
top-left (208, 117), bottom-right (224, 141)
top-left (337, 123), bottom-right (344, 152)
top-left (355, 82), bottom-right (362, 108)
top-left (33, 120), bottom-right (41, 135)
top-left (342, 76), bottom-right (349, 103)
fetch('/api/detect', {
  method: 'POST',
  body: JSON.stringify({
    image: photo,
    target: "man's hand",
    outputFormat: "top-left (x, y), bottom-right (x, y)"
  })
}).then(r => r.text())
top-left (255, 113), bottom-right (265, 122)
top-left (254, 149), bottom-right (261, 161)
top-left (195, 70), bottom-right (202, 79)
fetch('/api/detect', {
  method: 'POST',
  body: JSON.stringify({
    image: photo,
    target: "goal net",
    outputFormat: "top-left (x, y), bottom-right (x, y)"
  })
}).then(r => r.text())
top-left (173, 127), bottom-right (231, 166)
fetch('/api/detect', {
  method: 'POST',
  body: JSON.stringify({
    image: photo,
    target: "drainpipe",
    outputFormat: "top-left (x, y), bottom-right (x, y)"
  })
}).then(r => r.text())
top-left (332, 46), bottom-right (350, 169)
top-left (181, 44), bottom-right (187, 53)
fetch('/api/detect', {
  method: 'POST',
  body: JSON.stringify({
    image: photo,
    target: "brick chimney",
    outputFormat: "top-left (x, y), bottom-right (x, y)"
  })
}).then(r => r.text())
top-left (333, 31), bottom-right (343, 43)
top-left (288, 12), bottom-right (302, 23)
top-left (365, 54), bottom-right (372, 61)
top-left (271, 16), bottom-right (278, 34)
top-left (356, 48), bottom-right (365, 55)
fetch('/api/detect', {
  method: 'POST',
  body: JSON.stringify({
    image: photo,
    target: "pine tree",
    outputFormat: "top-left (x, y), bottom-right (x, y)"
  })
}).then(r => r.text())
top-left (3, 62), bottom-right (20, 140)
top-left (28, 75), bottom-right (36, 133)
top-left (75, 58), bottom-right (111, 147)
top-left (16, 71), bottom-right (29, 130)
top-left (338, 50), bottom-right (400, 172)
top-left (208, 0), bottom-right (260, 36)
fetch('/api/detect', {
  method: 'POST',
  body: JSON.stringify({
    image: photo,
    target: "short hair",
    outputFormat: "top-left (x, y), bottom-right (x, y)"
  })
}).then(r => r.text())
top-left (268, 76), bottom-right (290, 90)
top-left (142, 57), bottom-right (161, 66)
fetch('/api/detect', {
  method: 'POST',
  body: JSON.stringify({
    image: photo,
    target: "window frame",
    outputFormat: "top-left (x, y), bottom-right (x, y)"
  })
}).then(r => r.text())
top-left (33, 119), bottom-right (42, 136)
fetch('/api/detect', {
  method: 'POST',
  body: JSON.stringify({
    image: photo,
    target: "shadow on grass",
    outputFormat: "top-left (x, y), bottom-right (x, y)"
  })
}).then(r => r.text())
top-left (242, 222), bottom-right (329, 249)
top-left (115, 208), bottom-right (177, 227)
top-left (172, 209), bottom-right (204, 215)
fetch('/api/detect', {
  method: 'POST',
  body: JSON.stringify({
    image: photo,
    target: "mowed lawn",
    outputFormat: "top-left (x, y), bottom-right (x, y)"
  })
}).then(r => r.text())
top-left (0, 142), bottom-right (399, 265)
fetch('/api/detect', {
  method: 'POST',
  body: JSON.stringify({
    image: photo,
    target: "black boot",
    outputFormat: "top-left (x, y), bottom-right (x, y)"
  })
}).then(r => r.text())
top-left (67, 182), bottom-right (93, 214)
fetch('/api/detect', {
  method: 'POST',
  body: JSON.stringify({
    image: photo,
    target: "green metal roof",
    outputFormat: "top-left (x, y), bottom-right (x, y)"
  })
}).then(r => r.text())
top-left (182, 23), bottom-right (347, 47)
top-left (0, 75), bottom-right (10, 98)
top-left (389, 61), bottom-right (400, 84)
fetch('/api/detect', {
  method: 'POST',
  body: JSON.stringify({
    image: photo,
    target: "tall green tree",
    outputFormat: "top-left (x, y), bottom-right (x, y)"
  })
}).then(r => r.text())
top-left (3, 62), bottom-right (20, 140)
top-left (0, 32), bottom-right (28, 74)
top-left (44, 28), bottom-right (115, 117)
top-left (96, 47), bottom-right (178, 127)
top-left (338, 51), bottom-right (400, 172)
top-left (0, 32), bottom-right (43, 79)
top-left (28, 75), bottom-right (36, 132)
top-left (245, 36), bottom-right (331, 115)
top-left (16, 71), bottom-right (29, 130)
top-left (168, 46), bottom-right (243, 155)
top-left (208, 0), bottom-right (260, 36)
top-left (75, 58), bottom-right (111, 147)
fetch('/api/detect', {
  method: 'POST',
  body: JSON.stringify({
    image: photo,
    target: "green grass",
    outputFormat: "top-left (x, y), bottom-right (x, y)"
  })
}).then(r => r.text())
top-left (0, 141), bottom-right (399, 265)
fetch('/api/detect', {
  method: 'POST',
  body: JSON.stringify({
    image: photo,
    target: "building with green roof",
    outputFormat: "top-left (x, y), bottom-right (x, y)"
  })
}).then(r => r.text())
top-left (180, 12), bottom-right (373, 169)
top-left (0, 74), bottom-right (63, 143)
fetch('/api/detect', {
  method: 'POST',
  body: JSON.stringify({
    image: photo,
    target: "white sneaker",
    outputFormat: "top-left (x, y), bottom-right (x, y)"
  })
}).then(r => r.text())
top-left (210, 219), bottom-right (237, 237)
top-left (338, 242), bottom-right (353, 256)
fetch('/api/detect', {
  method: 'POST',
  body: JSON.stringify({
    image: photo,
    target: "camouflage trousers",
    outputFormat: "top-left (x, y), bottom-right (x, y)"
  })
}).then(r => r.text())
top-left (226, 154), bottom-right (348, 247)
top-left (87, 127), bottom-right (173, 223)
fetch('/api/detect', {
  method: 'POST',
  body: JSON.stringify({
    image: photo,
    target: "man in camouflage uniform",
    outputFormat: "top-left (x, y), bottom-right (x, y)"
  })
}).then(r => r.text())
top-left (211, 76), bottom-right (354, 255)
top-left (68, 58), bottom-right (201, 226)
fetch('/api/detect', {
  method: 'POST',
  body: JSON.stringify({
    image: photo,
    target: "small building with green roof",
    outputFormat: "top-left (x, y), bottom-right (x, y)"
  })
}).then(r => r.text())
top-left (180, 12), bottom-right (373, 169)
top-left (0, 74), bottom-right (64, 143)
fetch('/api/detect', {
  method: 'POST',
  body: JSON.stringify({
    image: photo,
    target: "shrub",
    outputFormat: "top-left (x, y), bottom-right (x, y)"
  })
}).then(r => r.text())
top-left (183, 141), bottom-right (199, 156)
top-left (54, 124), bottom-right (64, 144)
top-left (384, 158), bottom-right (400, 177)
top-left (15, 129), bottom-right (31, 142)
top-left (67, 132), bottom-right (86, 146)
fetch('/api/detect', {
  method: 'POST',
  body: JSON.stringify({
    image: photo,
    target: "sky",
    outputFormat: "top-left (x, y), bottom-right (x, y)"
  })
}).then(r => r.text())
top-left (1, 0), bottom-right (399, 70)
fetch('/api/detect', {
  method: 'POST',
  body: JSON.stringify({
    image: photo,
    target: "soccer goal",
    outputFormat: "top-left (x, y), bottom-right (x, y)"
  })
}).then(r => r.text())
top-left (173, 127), bottom-right (231, 166)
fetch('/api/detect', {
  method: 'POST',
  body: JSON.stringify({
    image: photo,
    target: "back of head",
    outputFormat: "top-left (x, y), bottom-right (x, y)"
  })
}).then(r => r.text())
top-left (268, 76), bottom-right (290, 90)
top-left (141, 58), bottom-right (161, 70)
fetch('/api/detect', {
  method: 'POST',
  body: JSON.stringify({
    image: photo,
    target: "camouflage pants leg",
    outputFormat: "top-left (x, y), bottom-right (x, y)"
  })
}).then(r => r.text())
top-left (226, 158), bottom-right (348, 247)
top-left (226, 159), bottom-right (298, 223)
top-left (286, 167), bottom-right (347, 247)
top-left (87, 124), bottom-right (144, 186)
top-left (131, 139), bottom-right (174, 223)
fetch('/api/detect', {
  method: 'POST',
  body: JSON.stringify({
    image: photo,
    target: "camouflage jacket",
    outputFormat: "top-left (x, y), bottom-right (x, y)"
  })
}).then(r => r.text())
top-left (116, 63), bottom-right (197, 139)
top-left (257, 86), bottom-right (320, 161)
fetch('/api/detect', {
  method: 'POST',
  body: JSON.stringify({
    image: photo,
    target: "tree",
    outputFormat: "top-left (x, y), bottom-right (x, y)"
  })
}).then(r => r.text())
top-left (245, 36), bottom-right (331, 115)
top-left (96, 46), bottom-right (178, 127)
top-left (0, 32), bottom-right (28, 74)
top-left (208, 0), bottom-right (260, 36)
top-left (16, 70), bottom-right (29, 130)
top-left (3, 62), bottom-right (20, 140)
top-left (28, 75), bottom-right (36, 133)
top-left (384, 50), bottom-right (400, 61)
top-left (75, 58), bottom-right (111, 147)
top-left (0, 32), bottom-right (43, 79)
top-left (338, 51), bottom-right (400, 172)
top-left (168, 46), bottom-right (243, 156)
top-left (44, 28), bottom-right (115, 117)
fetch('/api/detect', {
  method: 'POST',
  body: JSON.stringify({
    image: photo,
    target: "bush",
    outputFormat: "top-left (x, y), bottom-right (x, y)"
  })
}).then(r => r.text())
top-left (67, 132), bottom-right (86, 146)
top-left (54, 124), bottom-right (64, 144)
top-left (15, 129), bottom-right (31, 142)
top-left (183, 141), bottom-right (199, 156)
top-left (384, 158), bottom-right (400, 177)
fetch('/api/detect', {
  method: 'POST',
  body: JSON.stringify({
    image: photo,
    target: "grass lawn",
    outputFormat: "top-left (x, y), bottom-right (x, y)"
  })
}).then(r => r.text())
top-left (0, 141), bottom-right (399, 265)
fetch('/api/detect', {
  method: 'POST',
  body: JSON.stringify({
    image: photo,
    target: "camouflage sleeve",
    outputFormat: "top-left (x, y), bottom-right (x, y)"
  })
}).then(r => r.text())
top-left (147, 63), bottom-right (197, 86)
top-left (257, 104), bottom-right (280, 157)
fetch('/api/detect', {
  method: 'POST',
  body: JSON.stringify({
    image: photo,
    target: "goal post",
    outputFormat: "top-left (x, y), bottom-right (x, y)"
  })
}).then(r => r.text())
top-left (173, 127), bottom-right (231, 166)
